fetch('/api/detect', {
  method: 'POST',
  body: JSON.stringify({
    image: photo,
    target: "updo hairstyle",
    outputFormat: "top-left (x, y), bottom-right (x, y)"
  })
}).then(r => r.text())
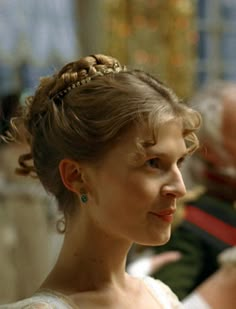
top-left (9, 54), bottom-right (201, 215)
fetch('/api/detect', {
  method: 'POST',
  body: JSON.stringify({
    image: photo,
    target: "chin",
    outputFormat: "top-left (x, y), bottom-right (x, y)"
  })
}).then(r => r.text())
top-left (137, 233), bottom-right (171, 247)
top-left (151, 229), bottom-right (172, 246)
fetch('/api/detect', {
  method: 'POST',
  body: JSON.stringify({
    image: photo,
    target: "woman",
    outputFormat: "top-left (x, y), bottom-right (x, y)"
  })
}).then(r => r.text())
top-left (1, 54), bottom-right (200, 308)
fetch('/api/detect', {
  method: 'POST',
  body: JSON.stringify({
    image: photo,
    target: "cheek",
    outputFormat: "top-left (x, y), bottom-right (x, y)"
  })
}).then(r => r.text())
top-left (113, 172), bottom-right (162, 209)
top-left (92, 167), bottom-right (163, 221)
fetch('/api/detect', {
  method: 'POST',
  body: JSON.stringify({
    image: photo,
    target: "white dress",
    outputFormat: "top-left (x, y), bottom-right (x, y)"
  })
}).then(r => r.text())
top-left (0, 277), bottom-right (182, 308)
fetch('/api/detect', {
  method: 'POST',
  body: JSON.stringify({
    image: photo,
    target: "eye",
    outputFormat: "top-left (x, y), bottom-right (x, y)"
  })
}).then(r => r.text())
top-left (146, 158), bottom-right (160, 169)
top-left (177, 157), bottom-right (186, 169)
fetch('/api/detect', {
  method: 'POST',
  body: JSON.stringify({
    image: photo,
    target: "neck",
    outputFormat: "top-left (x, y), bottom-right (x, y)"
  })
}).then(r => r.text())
top-left (42, 211), bottom-right (132, 293)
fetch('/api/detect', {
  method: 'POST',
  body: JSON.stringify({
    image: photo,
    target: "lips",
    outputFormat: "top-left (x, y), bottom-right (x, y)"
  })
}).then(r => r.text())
top-left (156, 208), bottom-right (176, 216)
top-left (149, 208), bottom-right (176, 223)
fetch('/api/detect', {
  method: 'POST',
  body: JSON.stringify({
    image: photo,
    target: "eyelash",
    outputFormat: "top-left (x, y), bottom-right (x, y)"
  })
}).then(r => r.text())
top-left (177, 158), bottom-right (185, 168)
top-left (146, 157), bottom-right (186, 170)
top-left (146, 158), bottom-right (160, 169)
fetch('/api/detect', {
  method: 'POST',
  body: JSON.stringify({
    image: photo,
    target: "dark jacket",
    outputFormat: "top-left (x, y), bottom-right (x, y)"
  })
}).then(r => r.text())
top-left (153, 194), bottom-right (236, 300)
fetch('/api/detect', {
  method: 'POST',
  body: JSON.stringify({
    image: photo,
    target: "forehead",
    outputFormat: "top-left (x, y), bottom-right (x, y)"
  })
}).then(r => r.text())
top-left (110, 119), bottom-right (186, 159)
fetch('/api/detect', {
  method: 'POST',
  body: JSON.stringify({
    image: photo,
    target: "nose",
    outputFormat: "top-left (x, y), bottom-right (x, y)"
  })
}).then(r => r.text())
top-left (161, 167), bottom-right (186, 198)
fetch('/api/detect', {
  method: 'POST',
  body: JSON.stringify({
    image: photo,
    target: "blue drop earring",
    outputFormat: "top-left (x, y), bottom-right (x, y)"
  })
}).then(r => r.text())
top-left (80, 188), bottom-right (88, 204)
top-left (81, 194), bottom-right (88, 204)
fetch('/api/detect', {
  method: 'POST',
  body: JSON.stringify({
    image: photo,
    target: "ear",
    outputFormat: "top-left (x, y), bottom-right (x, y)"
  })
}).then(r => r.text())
top-left (59, 159), bottom-right (83, 195)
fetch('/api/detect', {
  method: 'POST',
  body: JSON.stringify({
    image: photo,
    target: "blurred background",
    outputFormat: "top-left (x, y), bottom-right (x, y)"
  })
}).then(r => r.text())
top-left (0, 0), bottom-right (236, 305)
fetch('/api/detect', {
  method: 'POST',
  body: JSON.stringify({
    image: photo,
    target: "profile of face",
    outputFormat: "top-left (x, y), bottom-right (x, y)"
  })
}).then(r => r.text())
top-left (80, 119), bottom-right (187, 246)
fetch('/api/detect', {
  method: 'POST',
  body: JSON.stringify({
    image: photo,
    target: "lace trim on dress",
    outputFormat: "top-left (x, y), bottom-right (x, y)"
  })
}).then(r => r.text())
top-left (35, 289), bottom-right (78, 309)
top-left (0, 290), bottom-right (77, 309)
top-left (143, 276), bottom-right (183, 309)
top-left (0, 277), bottom-right (181, 308)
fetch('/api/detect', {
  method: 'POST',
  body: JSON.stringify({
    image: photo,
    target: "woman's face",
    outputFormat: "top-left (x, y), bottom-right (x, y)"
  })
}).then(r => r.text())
top-left (85, 120), bottom-right (187, 246)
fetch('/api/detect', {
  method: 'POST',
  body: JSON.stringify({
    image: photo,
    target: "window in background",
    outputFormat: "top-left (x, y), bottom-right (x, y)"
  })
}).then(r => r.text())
top-left (197, 0), bottom-right (236, 86)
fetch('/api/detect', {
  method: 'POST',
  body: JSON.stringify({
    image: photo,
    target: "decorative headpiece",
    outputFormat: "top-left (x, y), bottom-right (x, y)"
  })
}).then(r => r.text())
top-left (52, 61), bottom-right (126, 104)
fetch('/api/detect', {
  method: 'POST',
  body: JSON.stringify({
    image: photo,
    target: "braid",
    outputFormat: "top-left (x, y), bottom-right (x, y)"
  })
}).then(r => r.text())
top-left (48, 54), bottom-right (125, 103)
top-left (9, 54), bottom-right (126, 186)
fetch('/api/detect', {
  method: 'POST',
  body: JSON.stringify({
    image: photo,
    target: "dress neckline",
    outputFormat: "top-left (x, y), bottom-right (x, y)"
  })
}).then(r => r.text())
top-left (36, 288), bottom-right (79, 308)
top-left (37, 277), bottom-right (178, 309)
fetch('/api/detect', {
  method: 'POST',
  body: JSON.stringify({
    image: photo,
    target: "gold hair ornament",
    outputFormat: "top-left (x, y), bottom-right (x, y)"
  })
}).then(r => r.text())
top-left (51, 62), bottom-right (126, 104)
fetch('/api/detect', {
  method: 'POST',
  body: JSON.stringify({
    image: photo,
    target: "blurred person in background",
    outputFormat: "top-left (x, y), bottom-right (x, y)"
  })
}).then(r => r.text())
top-left (183, 245), bottom-right (236, 308)
top-left (0, 95), bottom-right (56, 304)
top-left (0, 0), bottom-right (78, 114)
top-left (0, 0), bottom-right (79, 304)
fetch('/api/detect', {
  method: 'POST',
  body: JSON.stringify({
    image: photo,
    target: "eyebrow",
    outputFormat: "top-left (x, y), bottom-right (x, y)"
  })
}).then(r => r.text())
top-left (141, 138), bottom-right (189, 155)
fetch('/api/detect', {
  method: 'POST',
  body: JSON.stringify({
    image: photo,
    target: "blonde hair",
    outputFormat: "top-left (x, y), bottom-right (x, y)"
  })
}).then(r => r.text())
top-left (8, 54), bottom-right (201, 215)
